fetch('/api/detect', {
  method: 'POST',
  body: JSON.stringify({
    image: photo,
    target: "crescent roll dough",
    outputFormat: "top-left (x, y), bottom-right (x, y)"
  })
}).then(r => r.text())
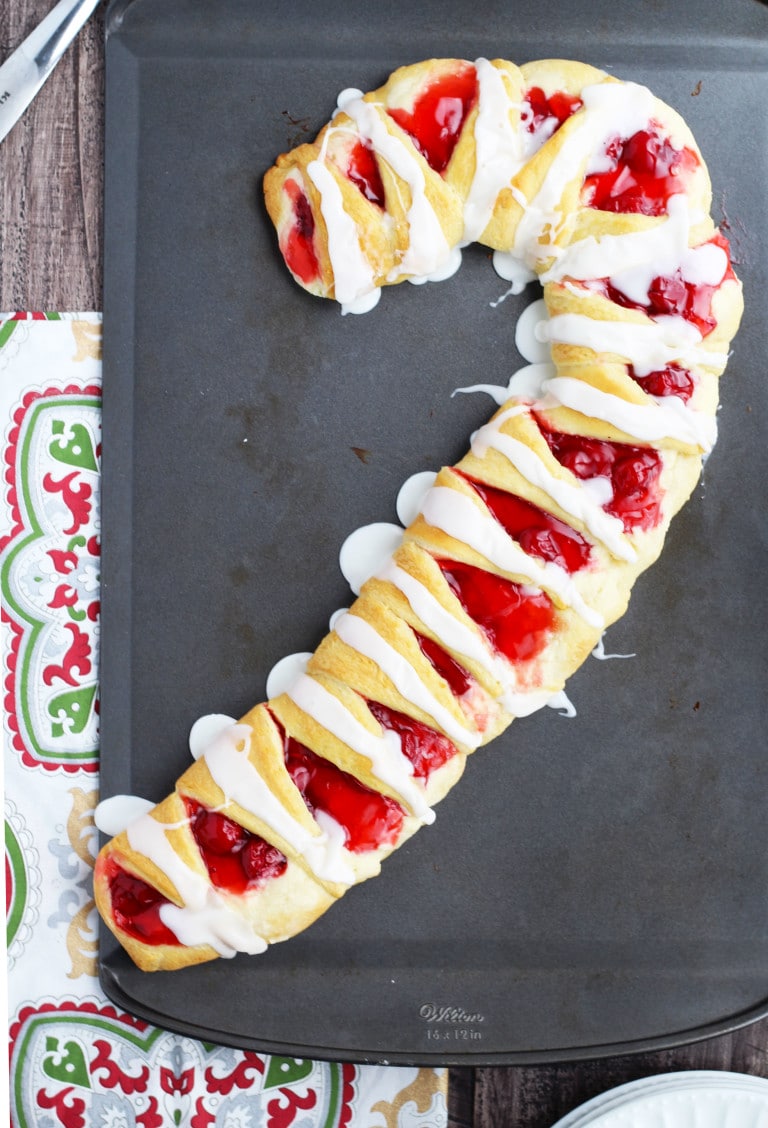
top-left (95, 57), bottom-right (743, 971)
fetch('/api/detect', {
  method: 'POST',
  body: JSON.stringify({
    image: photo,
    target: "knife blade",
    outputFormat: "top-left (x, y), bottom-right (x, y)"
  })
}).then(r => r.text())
top-left (0, 0), bottom-right (102, 145)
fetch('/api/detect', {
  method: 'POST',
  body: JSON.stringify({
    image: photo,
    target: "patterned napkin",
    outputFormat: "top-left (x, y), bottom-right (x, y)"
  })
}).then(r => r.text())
top-left (1, 313), bottom-right (448, 1128)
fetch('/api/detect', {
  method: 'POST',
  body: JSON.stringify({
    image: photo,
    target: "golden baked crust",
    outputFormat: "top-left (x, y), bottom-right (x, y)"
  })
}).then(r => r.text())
top-left (95, 57), bottom-right (743, 972)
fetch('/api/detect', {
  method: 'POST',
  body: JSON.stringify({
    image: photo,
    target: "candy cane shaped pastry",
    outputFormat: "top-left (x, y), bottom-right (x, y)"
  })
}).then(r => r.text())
top-left (94, 58), bottom-right (743, 972)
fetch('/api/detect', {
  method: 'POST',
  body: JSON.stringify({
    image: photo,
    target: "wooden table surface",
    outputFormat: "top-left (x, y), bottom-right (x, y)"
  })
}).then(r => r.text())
top-left (3, 2), bottom-right (768, 1124)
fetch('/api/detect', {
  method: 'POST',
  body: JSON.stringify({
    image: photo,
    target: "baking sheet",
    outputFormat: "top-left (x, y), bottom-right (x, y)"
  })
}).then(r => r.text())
top-left (99, 0), bottom-right (768, 1064)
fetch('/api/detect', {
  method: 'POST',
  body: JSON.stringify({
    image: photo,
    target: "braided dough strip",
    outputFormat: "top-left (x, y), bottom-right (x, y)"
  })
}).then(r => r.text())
top-left (94, 58), bottom-right (743, 971)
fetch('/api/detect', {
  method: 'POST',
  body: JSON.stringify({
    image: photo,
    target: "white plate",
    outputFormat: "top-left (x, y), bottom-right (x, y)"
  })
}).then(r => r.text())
top-left (551, 1072), bottom-right (768, 1128)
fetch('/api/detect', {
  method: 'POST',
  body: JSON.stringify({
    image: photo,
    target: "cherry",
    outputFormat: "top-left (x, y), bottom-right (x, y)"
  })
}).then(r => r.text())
top-left (367, 700), bottom-right (459, 780)
top-left (183, 799), bottom-right (288, 894)
top-left (582, 124), bottom-right (699, 216)
top-left (647, 273), bottom-right (689, 316)
top-left (461, 472), bottom-right (592, 573)
top-left (192, 808), bottom-right (247, 855)
top-left (416, 632), bottom-right (473, 696)
top-left (109, 865), bottom-right (179, 946)
top-left (517, 526), bottom-right (588, 573)
top-left (293, 188), bottom-right (314, 238)
top-left (551, 435), bottom-right (615, 480)
top-left (241, 838), bottom-right (288, 882)
top-left (630, 364), bottom-right (695, 401)
top-left (621, 129), bottom-right (675, 176)
top-left (524, 87), bottom-right (583, 134)
top-left (346, 140), bottom-right (386, 207)
top-left (542, 428), bottom-right (663, 532)
top-left (282, 179), bottom-right (320, 285)
top-left (439, 560), bottom-right (556, 663)
top-left (387, 64), bottom-right (478, 174)
top-left (613, 450), bottom-right (659, 499)
top-left (597, 239), bottom-right (727, 337)
top-left (273, 717), bottom-right (406, 853)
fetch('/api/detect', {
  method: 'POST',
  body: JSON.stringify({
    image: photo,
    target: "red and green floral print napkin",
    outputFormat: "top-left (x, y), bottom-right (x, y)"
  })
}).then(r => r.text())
top-left (1, 312), bottom-right (448, 1128)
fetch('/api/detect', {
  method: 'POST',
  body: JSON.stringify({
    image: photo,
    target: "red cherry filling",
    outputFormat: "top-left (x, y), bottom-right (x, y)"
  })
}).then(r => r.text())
top-left (346, 140), bottom-right (387, 207)
top-left (185, 800), bottom-right (287, 895)
top-left (367, 700), bottom-right (459, 780)
top-left (108, 861), bottom-right (180, 947)
top-left (582, 124), bottom-right (699, 216)
top-left (281, 179), bottom-right (320, 285)
top-left (459, 472), bottom-right (592, 574)
top-left (523, 87), bottom-right (583, 136)
top-left (273, 719), bottom-right (405, 853)
top-left (439, 560), bottom-right (556, 663)
top-left (597, 274), bottom-right (714, 335)
top-left (387, 64), bottom-right (478, 174)
top-left (588, 235), bottom-right (729, 337)
top-left (629, 363), bottom-right (695, 402)
top-left (194, 806), bottom-right (245, 853)
top-left (416, 631), bottom-right (473, 696)
top-left (542, 429), bottom-right (663, 532)
top-left (240, 837), bottom-right (288, 882)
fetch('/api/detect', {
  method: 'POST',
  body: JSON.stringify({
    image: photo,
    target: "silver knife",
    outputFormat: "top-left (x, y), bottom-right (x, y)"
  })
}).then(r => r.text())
top-left (0, 0), bottom-right (102, 145)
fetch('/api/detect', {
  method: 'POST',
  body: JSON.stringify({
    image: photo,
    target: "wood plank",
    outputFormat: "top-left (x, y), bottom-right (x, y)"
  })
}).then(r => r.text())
top-left (0, 0), bottom-right (104, 310)
top-left (448, 1068), bottom-right (475, 1127)
top-left (470, 1021), bottom-right (768, 1126)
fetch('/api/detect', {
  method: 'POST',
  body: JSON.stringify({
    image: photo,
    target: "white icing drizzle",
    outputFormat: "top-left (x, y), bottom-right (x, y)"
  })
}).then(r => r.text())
top-left (541, 194), bottom-right (690, 287)
top-left (396, 471), bottom-right (437, 527)
top-left (501, 361), bottom-right (710, 465)
top-left (580, 474), bottom-right (614, 508)
top-left (537, 310), bottom-right (728, 379)
top-left (512, 82), bottom-right (657, 267)
top-left (452, 379), bottom-right (510, 405)
top-left (604, 235), bottom-right (727, 315)
top-left (378, 559), bottom-right (558, 718)
top-left (506, 360), bottom-right (558, 399)
top-left (582, 82), bottom-right (658, 174)
top-left (159, 899), bottom-right (266, 958)
top-left (543, 374), bottom-right (717, 451)
top-left (286, 672), bottom-right (434, 821)
top-left (314, 809), bottom-right (361, 875)
top-left (339, 522), bottom-right (403, 595)
top-left (329, 607), bottom-right (348, 631)
top-left (491, 255), bottom-right (538, 300)
top-left (266, 652), bottom-right (312, 699)
top-left (519, 97), bottom-right (563, 160)
top-left (306, 158), bottom-right (380, 315)
top-left (189, 713), bottom-right (237, 761)
top-left (515, 297), bottom-right (551, 364)
top-left (592, 633), bottom-right (636, 660)
top-left (470, 406), bottom-right (636, 561)
top-left (498, 348), bottom-right (717, 451)
top-left (337, 91), bottom-right (457, 284)
top-left (546, 690), bottom-right (577, 717)
top-left (203, 724), bottom-right (355, 886)
top-left (542, 195), bottom-right (728, 330)
top-left (336, 87), bottom-right (364, 113)
top-left (126, 815), bottom-right (206, 904)
top-left (462, 58), bottom-right (525, 243)
top-left (419, 485), bottom-right (604, 628)
top-left (406, 246), bottom-right (463, 286)
top-left (95, 794), bottom-right (154, 837)
top-left (333, 611), bottom-right (480, 749)
top-left (126, 813), bottom-right (268, 957)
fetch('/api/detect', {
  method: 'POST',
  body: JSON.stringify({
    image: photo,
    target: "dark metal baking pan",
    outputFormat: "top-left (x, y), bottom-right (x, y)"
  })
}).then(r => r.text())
top-left (99, 0), bottom-right (768, 1064)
